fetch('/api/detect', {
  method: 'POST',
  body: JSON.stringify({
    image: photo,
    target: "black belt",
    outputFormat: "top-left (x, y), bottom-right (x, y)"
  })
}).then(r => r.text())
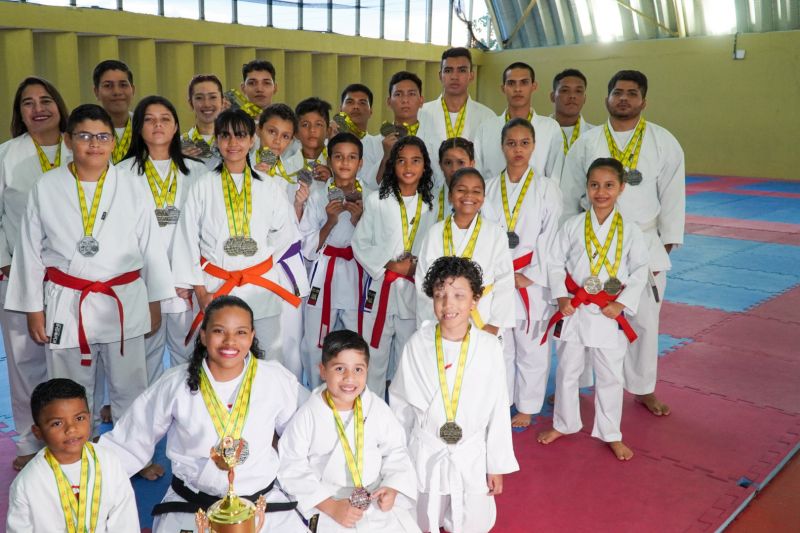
top-left (151, 475), bottom-right (298, 516)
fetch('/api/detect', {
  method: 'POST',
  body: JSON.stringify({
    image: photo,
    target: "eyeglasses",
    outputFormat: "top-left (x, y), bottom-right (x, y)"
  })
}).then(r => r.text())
top-left (71, 132), bottom-right (114, 144)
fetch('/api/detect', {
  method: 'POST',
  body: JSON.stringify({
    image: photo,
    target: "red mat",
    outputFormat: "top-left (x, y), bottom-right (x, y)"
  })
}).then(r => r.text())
top-left (686, 222), bottom-right (800, 246)
top-left (696, 314), bottom-right (800, 363)
top-left (660, 301), bottom-right (731, 339)
top-left (750, 285), bottom-right (800, 325)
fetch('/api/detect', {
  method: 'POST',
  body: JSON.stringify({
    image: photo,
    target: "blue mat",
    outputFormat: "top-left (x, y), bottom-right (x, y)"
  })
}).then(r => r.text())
top-left (737, 181), bottom-right (800, 194)
top-left (658, 334), bottom-right (692, 357)
top-left (666, 277), bottom-right (773, 312)
top-left (686, 176), bottom-right (715, 185)
top-left (686, 193), bottom-right (800, 224)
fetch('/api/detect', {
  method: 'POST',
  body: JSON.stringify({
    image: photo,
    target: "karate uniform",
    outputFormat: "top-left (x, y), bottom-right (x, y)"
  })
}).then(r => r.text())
top-left (414, 214), bottom-right (515, 331)
top-left (556, 115), bottom-right (595, 162)
top-left (182, 126), bottom-right (221, 170)
top-left (351, 190), bottom-right (437, 398)
top-left (482, 168), bottom-right (562, 415)
top-left (5, 164), bottom-right (175, 428)
top-left (561, 119), bottom-right (685, 395)
top-left (358, 134), bottom-right (384, 191)
top-left (278, 386), bottom-right (420, 532)
top-left (7, 444), bottom-right (140, 533)
top-left (0, 133), bottom-right (71, 455)
top-left (548, 208), bottom-right (649, 441)
top-left (390, 326), bottom-right (519, 533)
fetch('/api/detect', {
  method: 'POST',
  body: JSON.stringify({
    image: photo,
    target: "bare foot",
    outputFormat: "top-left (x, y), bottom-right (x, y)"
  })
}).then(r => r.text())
top-left (100, 404), bottom-right (112, 423)
top-left (511, 412), bottom-right (532, 428)
top-left (138, 463), bottom-right (165, 480)
top-left (636, 393), bottom-right (671, 416)
top-left (609, 441), bottom-right (634, 460)
top-left (537, 428), bottom-right (564, 444)
top-left (12, 453), bottom-right (35, 471)
top-left (547, 393), bottom-right (555, 405)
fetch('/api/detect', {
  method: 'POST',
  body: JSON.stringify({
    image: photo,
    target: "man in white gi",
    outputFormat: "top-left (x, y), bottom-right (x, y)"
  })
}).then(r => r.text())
top-left (92, 60), bottom-right (135, 165)
top-left (550, 68), bottom-right (596, 162)
top-left (331, 84), bottom-right (384, 191)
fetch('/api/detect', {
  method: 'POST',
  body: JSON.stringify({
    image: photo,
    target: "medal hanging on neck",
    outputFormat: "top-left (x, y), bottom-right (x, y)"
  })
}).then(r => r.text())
top-left (500, 168), bottom-right (534, 249)
top-left (71, 162), bottom-right (108, 257)
top-left (397, 192), bottom-right (423, 260)
top-left (324, 390), bottom-right (371, 510)
top-left (561, 119), bottom-right (581, 155)
top-left (144, 159), bottom-right (180, 227)
top-left (226, 88), bottom-right (262, 119)
top-left (441, 97), bottom-right (467, 139)
top-left (504, 109), bottom-right (533, 123)
top-left (583, 210), bottom-right (624, 295)
top-left (436, 324), bottom-right (470, 445)
top-left (32, 136), bottom-right (62, 173)
top-left (443, 214), bottom-right (481, 259)
top-left (44, 443), bottom-right (102, 533)
top-left (221, 166), bottom-right (258, 256)
top-left (111, 119), bottom-right (131, 164)
top-left (199, 354), bottom-right (258, 465)
top-left (189, 127), bottom-right (215, 158)
top-left (604, 118), bottom-right (646, 186)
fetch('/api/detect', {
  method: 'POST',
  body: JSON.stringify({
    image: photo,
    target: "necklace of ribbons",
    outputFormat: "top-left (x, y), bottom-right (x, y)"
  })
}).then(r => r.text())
top-left (44, 443), bottom-right (102, 533)
top-left (500, 168), bottom-right (534, 234)
top-left (262, 154), bottom-right (297, 184)
top-left (441, 98), bottom-right (467, 139)
top-left (329, 178), bottom-right (362, 194)
top-left (398, 192), bottom-right (423, 253)
top-left (435, 324), bottom-right (470, 427)
top-left (305, 147), bottom-right (328, 168)
top-left (504, 109), bottom-right (533, 123)
top-left (324, 390), bottom-right (365, 488)
top-left (199, 354), bottom-right (257, 440)
top-left (70, 162), bottom-right (108, 239)
top-left (144, 159), bottom-right (178, 208)
top-left (584, 210), bottom-right (623, 278)
top-left (437, 186), bottom-right (448, 222)
top-left (561, 119), bottom-right (581, 155)
top-left (221, 165), bottom-right (253, 239)
top-left (111, 119), bottom-right (131, 164)
top-left (338, 113), bottom-right (366, 139)
top-left (230, 88), bottom-right (263, 119)
top-left (603, 118), bottom-right (646, 171)
top-left (403, 121), bottom-right (420, 136)
top-left (443, 213), bottom-right (481, 259)
top-left (190, 127), bottom-right (215, 148)
top-left (32, 136), bottom-right (62, 172)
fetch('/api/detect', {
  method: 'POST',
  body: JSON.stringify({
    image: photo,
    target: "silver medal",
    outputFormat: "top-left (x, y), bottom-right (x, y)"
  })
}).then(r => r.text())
top-left (349, 487), bottom-right (371, 510)
top-left (583, 275), bottom-right (604, 295)
top-left (258, 148), bottom-right (278, 167)
top-left (439, 421), bottom-right (463, 445)
top-left (297, 168), bottom-right (314, 186)
top-left (223, 236), bottom-right (259, 257)
top-left (215, 437), bottom-right (250, 466)
top-left (77, 236), bottom-right (100, 257)
top-left (604, 277), bottom-right (623, 296)
top-left (328, 187), bottom-right (346, 203)
top-left (333, 113), bottom-right (353, 134)
top-left (625, 169), bottom-right (643, 186)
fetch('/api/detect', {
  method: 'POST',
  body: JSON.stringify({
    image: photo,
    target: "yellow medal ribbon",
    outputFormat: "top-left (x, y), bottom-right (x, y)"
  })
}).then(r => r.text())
top-left (111, 119), bottom-right (131, 164)
top-left (584, 210), bottom-right (624, 278)
top-left (189, 127), bottom-right (215, 149)
top-left (437, 187), bottom-right (447, 222)
top-left (265, 157), bottom-right (297, 184)
top-left (324, 390), bottom-right (365, 488)
top-left (144, 159), bottom-right (178, 208)
top-left (329, 178), bottom-right (362, 194)
top-left (603, 118), bottom-right (646, 171)
top-left (398, 192), bottom-right (423, 253)
top-left (198, 354), bottom-right (258, 440)
top-left (504, 109), bottom-right (533, 123)
top-left (305, 147), bottom-right (328, 168)
top-left (561, 120), bottom-right (582, 155)
top-left (500, 168), bottom-right (534, 234)
top-left (32, 136), bottom-right (62, 173)
top-left (70, 162), bottom-right (108, 238)
top-left (443, 214), bottom-right (481, 259)
top-left (229, 88), bottom-right (263, 119)
top-left (404, 122), bottom-right (420, 136)
top-left (441, 98), bottom-right (467, 139)
top-left (435, 323), bottom-right (470, 424)
top-left (220, 165), bottom-right (253, 238)
top-left (44, 443), bottom-right (102, 533)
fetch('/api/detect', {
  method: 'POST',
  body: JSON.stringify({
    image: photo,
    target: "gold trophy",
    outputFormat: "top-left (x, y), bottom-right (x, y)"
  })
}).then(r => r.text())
top-left (195, 436), bottom-right (267, 533)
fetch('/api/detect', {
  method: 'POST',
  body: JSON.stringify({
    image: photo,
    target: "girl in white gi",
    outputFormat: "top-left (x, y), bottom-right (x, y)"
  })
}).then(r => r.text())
top-left (352, 136), bottom-right (437, 398)
top-left (390, 257), bottom-right (518, 533)
top-left (482, 117), bottom-right (562, 428)
top-left (99, 295), bottom-right (310, 532)
top-left (7, 379), bottom-right (139, 533)
top-left (415, 167), bottom-right (515, 335)
top-left (433, 137), bottom-right (474, 222)
top-left (538, 158), bottom-right (649, 460)
top-left (182, 74), bottom-right (224, 169)
top-left (279, 329), bottom-right (420, 532)
top-left (171, 109), bottom-right (302, 363)
top-left (0, 76), bottom-right (71, 470)
top-left (5, 104), bottom-right (174, 433)
top-left (300, 132), bottom-right (366, 388)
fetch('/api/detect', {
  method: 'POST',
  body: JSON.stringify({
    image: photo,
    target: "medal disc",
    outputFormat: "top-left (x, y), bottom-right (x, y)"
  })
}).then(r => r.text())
top-left (507, 231), bottom-right (520, 249)
top-left (380, 122), bottom-right (398, 137)
top-left (328, 187), bottom-right (346, 203)
top-left (625, 169), bottom-right (643, 186)
top-left (259, 149), bottom-right (278, 167)
top-left (240, 237), bottom-right (258, 257)
top-left (77, 236), bottom-right (100, 257)
top-left (297, 168), bottom-right (314, 185)
top-left (154, 208), bottom-right (169, 227)
top-left (223, 237), bottom-right (241, 256)
top-left (333, 113), bottom-right (351, 134)
top-left (603, 277), bottom-right (623, 296)
top-left (349, 487), bottom-right (371, 510)
top-left (396, 124), bottom-right (408, 138)
top-left (164, 205), bottom-right (181, 225)
top-left (344, 189), bottom-right (362, 203)
top-left (439, 421), bottom-right (463, 445)
top-left (583, 275), bottom-right (603, 295)
top-left (224, 236), bottom-right (257, 257)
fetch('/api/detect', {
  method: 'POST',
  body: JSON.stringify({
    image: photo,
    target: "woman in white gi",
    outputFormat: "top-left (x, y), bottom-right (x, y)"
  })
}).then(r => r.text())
top-left (0, 76), bottom-right (71, 470)
top-left (99, 295), bottom-right (309, 532)
top-left (391, 257), bottom-right (518, 533)
top-left (182, 74), bottom-right (223, 170)
top-left (415, 167), bottom-right (515, 335)
top-left (482, 117), bottom-right (562, 428)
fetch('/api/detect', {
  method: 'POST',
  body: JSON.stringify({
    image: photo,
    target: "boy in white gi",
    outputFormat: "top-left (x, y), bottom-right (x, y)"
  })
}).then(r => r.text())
top-left (375, 72), bottom-right (425, 185)
top-left (228, 59), bottom-right (279, 119)
top-left (7, 378), bottom-right (139, 532)
top-left (92, 60), bottom-right (135, 165)
top-left (279, 329), bottom-right (420, 532)
top-left (5, 104), bottom-right (174, 431)
top-left (391, 256), bottom-right (518, 533)
top-left (538, 158), bottom-right (649, 460)
top-left (331, 84), bottom-right (383, 191)
top-left (295, 97), bottom-right (334, 186)
top-left (550, 68), bottom-right (596, 158)
top-left (182, 74), bottom-right (224, 169)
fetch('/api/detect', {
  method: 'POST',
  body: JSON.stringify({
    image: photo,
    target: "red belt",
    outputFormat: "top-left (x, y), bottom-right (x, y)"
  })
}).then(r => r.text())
top-left (185, 256), bottom-right (302, 345)
top-left (369, 270), bottom-right (413, 349)
top-left (540, 274), bottom-right (637, 345)
top-left (513, 252), bottom-right (534, 332)
top-left (318, 246), bottom-right (364, 347)
top-left (45, 267), bottom-right (141, 365)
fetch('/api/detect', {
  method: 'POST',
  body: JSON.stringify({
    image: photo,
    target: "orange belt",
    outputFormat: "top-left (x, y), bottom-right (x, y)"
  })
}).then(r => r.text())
top-left (318, 245), bottom-right (364, 347)
top-left (184, 255), bottom-right (302, 345)
top-left (45, 267), bottom-right (140, 366)
top-left (513, 251), bottom-right (534, 332)
top-left (368, 270), bottom-right (413, 349)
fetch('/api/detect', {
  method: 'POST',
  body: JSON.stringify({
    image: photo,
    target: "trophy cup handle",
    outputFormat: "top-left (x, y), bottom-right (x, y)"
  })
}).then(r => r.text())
top-left (254, 495), bottom-right (268, 532)
top-left (195, 508), bottom-right (210, 532)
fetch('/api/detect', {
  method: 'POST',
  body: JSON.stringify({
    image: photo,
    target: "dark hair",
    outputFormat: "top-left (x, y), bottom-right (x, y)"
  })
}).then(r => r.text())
top-left (501, 117), bottom-right (536, 143)
top-left (125, 95), bottom-right (191, 174)
top-left (422, 256), bottom-right (484, 301)
top-left (295, 97), bottom-right (332, 125)
top-left (188, 74), bottom-right (223, 100)
top-left (438, 137), bottom-right (474, 162)
top-left (379, 136), bottom-right (434, 209)
top-left (67, 104), bottom-right (114, 134)
top-left (341, 84), bottom-right (374, 107)
top-left (441, 47), bottom-right (473, 68)
top-left (31, 378), bottom-right (88, 426)
top-left (552, 68), bottom-right (588, 91)
top-left (328, 132), bottom-right (363, 159)
top-left (11, 77), bottom-right (69, 138)
top-left (388, 71), bottom-right (423, 97)
top-left (503, 61), bottom-right (535, 84)
top-left (213, 109), bottom-right (258, 176)
top-left (242, 60), bottom-right (276, 82)
top-left (187, 296), bottom-right (265, 392)
top-left (587, 157), bottom-right (625, 184)
top-left (608, 70), bottom-right (648, 98)
top-left (449, 167), bottom-right (485, 192)
top-left (92, 59), bottom-right (133, 88)
top-left (321, 329), bottom-right (370, 366)
top-left (258, 103), bottom-right (298, 135)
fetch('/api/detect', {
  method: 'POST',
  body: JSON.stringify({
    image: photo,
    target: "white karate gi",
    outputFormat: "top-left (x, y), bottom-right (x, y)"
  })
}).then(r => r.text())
top-left (432, 183), bottom-right (453, 223)
top-left (548, 208), bottom-right (649, 441)
top-left (5, 165), bottom-right (175, 427)
top-left (414, 214), bottom-right (515, 331)
top-left (473, 110), bottom-right (565, 184)
top-left (0, 133), bottom-right (71, 455)
top-left (482, 168), bottom-right (562, 414)
top-left (561, 119), bottom-right (685, 395)
top-left (358, 134), bottom-right (384, 191)
top-left (390, 326), bottom-right (519, 533)
top-left (7, 445), bottom-right (140, 533)
top-left (99, 357), bottom-right (310, 533)
top-left (278, 385), bottom-right (420, 532)
top-left (352, 190), bottom-right (437, 398)
top-left (556, 115), bottom-right (596, 161)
